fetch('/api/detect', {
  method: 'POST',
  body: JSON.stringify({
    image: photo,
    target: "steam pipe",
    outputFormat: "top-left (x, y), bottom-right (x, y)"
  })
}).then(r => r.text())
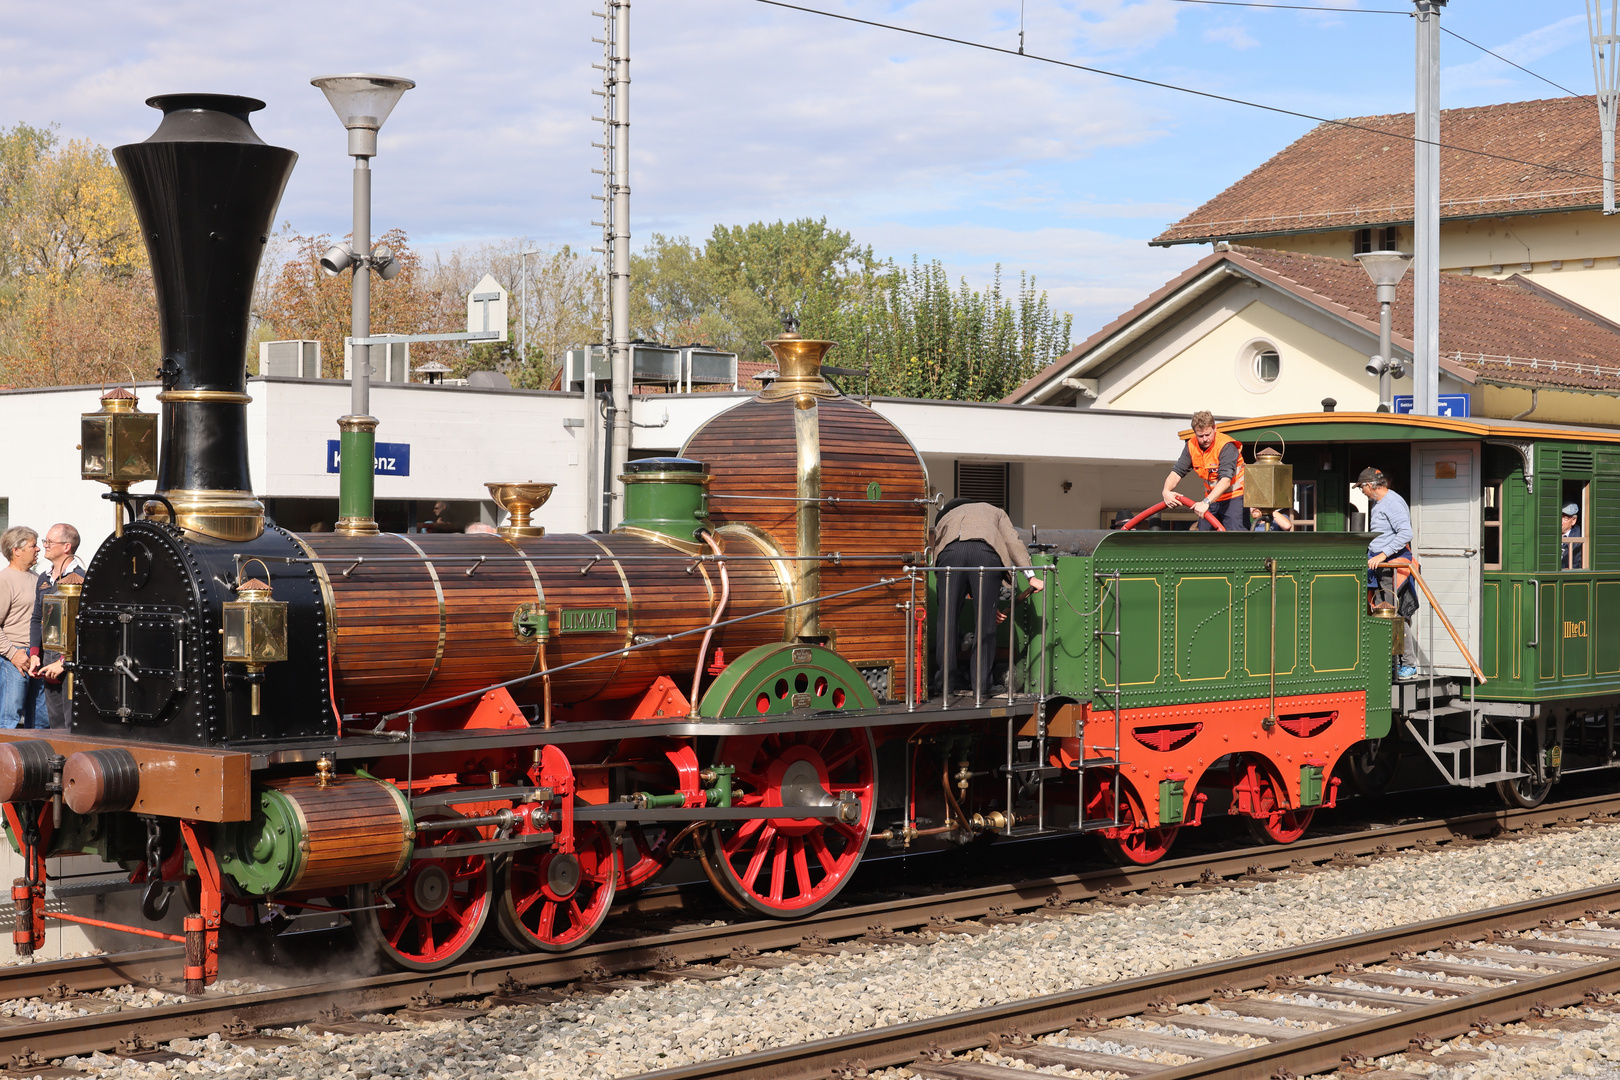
top-left (689, 530), bottom-right (730, 715)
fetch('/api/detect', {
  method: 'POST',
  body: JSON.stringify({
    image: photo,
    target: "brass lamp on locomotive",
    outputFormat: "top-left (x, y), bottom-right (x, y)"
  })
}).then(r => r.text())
top-left (0, 92), bottom-right (1399, 983)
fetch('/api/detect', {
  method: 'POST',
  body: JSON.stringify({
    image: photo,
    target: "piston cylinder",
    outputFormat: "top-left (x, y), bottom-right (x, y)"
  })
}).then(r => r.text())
top-left (219, 776), bottom-right (411, 896)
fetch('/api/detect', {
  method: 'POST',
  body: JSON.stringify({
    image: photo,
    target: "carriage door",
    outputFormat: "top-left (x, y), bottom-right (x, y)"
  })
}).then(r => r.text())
top-left (1410, 442), bottom-right (1482, 677)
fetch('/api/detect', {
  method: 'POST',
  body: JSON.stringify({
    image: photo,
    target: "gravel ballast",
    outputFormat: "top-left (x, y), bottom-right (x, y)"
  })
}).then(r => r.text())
top-left (34, 819), bottom-right (1620, 1080)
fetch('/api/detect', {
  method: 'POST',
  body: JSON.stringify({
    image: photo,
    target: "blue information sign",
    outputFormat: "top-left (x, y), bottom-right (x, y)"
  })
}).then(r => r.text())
top-left (1392, 394), bottom-right (1469, 418)
top-left (326, 440), bottom-right (411, 476)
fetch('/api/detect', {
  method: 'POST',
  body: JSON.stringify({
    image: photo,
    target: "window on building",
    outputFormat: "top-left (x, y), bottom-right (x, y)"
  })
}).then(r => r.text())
top-left (954, 461), bottom-right (1010, 511)
top-left (1482, 482), bottom-right (1501, 570)
top-left (1354, 226), bottom-right (1402, 254)
top-left (0, 498), bottom-right (7, 532)
top-left (1561, 479), bottom-right (1588, 571)
top-left (1237, 341), bottom-right (1282, 393)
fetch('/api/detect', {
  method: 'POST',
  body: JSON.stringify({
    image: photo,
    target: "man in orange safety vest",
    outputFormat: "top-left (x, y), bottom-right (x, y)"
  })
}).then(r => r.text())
top-left (1160, 410), bottom-right (1248, 531)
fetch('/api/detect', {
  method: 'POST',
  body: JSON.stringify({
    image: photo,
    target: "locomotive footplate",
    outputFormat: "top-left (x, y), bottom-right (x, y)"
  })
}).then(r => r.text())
top-left (249, 696), bottom-right (1041, 768)
top-left (0, 730), bottom-right (251, 821)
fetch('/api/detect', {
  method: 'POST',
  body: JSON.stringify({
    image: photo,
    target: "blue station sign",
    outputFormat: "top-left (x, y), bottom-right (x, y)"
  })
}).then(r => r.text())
top-left (327, 440), bottom-right (411, 476)
top-left (1392, 394), bottom-right (1470, 418)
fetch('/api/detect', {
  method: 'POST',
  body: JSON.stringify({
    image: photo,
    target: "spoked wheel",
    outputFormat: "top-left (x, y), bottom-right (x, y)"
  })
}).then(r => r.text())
top-left (1243, 764), bottom-right (1314, 845)
top-left (1343, 737), bottom-right (1401, 797)
top-left (1494, 772), bottom-right (1554, 809)
top-left (496, 821), bottom-right (616, 952)
top-left (1086, 774), bottom-right (1178, 865)
top-left (701, 727), bottom-right (876, 917)
top-left (350, 811), bottom-right (492, 972)
top-left (614, 824), bottom-right (673, 893)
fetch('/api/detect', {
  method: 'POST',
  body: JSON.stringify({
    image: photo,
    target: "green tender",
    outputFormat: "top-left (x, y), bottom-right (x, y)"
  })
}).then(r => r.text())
top-left (1013, 530), bottom-right (1392, 739)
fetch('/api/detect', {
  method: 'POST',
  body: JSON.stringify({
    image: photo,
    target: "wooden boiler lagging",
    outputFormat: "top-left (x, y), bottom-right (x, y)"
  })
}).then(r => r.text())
top-left (682, 330), bottom-right (929, 697)
top-left (298, 529), bottom-right (789, 716)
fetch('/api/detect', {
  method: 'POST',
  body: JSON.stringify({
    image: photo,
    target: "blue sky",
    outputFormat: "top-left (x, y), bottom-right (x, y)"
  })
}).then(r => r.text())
top-left (0, 1), bottom-right (1598, 339)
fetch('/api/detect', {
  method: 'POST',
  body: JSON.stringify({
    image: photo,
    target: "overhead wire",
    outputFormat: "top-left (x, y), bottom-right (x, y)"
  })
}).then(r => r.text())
top-left (754, 0), bottom-right (1605, 185)
top-left (1438, 27), bottom-right (1580, 97)
top-left (1170, 0), bottom-right (1582, 96)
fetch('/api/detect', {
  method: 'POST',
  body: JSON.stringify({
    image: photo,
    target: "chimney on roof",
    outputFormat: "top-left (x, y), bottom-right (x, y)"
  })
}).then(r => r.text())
top-left (1322, 397), bottom-right (1337, 413)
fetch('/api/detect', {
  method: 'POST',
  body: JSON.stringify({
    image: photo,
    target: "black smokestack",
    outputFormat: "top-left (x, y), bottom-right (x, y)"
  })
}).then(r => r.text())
top-left (114, 94), bottom-right (296, 540)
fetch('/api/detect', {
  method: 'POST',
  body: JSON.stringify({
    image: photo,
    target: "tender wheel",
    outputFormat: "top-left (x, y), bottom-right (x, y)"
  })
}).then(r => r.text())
top-left (701, 727), bottom-right (876, 917)
top-left (496, 821), bottom-right (616, 953)
top-left (1494, 773), bottom-right (1554, 809)
top-left (1343, 737), bottom-right (1400, 797)
top-left (1244, 765), bottom-right (1313, 845)
top-left (350, 811), bottom-right (492, 972)
top-left (1087, 775), bottom-right (1178, 865)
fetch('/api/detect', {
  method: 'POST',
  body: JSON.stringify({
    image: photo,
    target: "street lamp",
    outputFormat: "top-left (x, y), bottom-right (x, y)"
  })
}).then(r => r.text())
top-left (311, 72), bottom-right (415, 535)
top-left (1354, 249), bottom-right (1414, 412)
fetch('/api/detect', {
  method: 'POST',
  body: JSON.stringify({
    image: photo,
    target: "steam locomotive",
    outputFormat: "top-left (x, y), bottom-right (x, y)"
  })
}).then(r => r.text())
top-left (0, 92), bottom-right (1450, 985)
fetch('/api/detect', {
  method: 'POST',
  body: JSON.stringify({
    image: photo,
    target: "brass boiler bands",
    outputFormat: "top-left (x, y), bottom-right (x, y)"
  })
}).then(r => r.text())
top-left (298, 531), bottom-right (790, 715)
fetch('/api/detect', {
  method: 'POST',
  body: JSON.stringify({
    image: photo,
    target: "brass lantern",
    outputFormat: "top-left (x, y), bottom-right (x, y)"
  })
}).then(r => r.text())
top-left (81, 387), bottom-right (157, 536)
top-left (41, 581), bottom-right (82, 701)
top-left (221, 570), bottom-right (288, 717)
top-left (1245, 445), bottom-right (1294, 512)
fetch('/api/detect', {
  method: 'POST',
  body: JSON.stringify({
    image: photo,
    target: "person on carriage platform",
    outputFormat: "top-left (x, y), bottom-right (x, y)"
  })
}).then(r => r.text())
top-left (931, 499), bottom-right (1045, 698)
top-left (1360, 468), bottom-right (1419, 678)
top-left (1161, 410), bottom-right (1248, 531)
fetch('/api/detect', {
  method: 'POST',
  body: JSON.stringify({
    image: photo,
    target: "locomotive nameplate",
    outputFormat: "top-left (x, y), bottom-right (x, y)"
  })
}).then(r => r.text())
top-left (559, 608), bottom-right (617, 633)
top-left (0, 731), bottom-right (251, 822)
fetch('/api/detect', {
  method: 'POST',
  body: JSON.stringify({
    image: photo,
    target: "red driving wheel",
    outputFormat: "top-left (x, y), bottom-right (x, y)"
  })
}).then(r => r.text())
top-left (701, 727), bottom-right (876, 917)
top-left (496, 820), bottom-right (617, 952)
top-left (350, 811), bottom-right (492, 972)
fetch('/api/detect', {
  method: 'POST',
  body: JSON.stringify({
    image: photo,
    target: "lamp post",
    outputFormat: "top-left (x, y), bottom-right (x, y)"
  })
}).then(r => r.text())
top-left (519, 247), bottom-right (541, 368)
top-left (1354, 249), bottom-right (1414, 412)
top-left (311, 72), bottom-right (415, 535)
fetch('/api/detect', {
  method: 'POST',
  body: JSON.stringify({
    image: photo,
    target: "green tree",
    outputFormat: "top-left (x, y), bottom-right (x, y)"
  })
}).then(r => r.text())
top-left (631, 218), bottom-right (877, 363)
top-left (805, 260), bottom-right (1073, 402)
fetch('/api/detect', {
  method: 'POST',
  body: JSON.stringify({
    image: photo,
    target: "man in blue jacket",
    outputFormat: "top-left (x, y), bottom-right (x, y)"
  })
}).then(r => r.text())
top-left (1360, 468), bottom-right (1417, 678)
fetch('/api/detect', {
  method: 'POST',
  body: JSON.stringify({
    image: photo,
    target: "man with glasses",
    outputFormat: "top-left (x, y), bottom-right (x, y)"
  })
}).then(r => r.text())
top-left (1359, 468), bottom-right (1418, 679)
top-left (28, 524), bottom-right (82, 728)
top-left (0, 526), bottom-right (46, 729)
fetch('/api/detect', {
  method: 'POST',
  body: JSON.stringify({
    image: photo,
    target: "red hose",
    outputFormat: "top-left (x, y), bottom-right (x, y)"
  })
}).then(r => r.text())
top-left (1120, 496), bottom-right (1226, 532)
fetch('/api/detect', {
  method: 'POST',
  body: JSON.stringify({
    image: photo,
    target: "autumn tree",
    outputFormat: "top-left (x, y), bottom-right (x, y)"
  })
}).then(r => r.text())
top-left (0, 125), bottom-right (156, 388)
top-left (256, 228), bottom-right (466, 378)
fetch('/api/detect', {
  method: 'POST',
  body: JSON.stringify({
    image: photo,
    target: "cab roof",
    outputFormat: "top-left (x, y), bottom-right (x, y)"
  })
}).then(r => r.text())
top-left (1210, 411), bottom-right (1620, 446)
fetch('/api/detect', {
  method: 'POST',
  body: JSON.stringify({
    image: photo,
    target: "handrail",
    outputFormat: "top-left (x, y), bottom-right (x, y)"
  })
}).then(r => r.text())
top-left (1386, 559), bottom-right (1487, 683)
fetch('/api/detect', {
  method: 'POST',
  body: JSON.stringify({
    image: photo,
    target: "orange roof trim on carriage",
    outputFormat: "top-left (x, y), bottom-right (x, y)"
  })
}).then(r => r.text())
top-left (1206, 411), bottom-right (1620, 445)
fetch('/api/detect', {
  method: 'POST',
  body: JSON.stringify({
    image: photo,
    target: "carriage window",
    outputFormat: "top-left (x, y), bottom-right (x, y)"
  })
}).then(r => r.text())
top-left (1482, 482), bottom-right (1501, 570)
top-left (1291, 481), bottom-right (1316, 532)
top-left (1561, 480), bottom-right (1588, 572)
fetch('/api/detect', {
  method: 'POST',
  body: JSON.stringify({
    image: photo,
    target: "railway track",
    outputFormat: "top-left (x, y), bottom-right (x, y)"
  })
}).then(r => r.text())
top-left (632, 882), bottom-right (1620, 1080)
top-left (0, 789), bottom-right (1616, 1068)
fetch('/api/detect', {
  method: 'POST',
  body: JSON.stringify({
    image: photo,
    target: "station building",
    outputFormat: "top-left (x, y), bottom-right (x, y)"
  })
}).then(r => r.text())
top-left (0, 373), bottom-right (1205, 562)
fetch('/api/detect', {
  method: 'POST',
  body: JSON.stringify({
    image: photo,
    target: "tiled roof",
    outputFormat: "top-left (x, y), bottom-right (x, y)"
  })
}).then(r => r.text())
top-left (1008, 245), bottom-right (1620, 400)
top-left (1155, 96), bottom-right (1603, 245)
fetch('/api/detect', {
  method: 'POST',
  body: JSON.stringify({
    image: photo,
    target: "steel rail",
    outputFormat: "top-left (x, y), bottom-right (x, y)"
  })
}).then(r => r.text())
top-left (622, 882), bottom-right (1620, 1080)
top-left (0, 946), bottom-right (185, 1000)
top-left (0, 790), bottom-right (1615, 1062)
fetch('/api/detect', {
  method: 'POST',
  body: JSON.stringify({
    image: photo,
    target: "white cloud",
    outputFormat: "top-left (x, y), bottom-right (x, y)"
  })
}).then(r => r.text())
top-left (1203, 25), bottom-right (1259, 51)
top-left (1442, 14), bottom-right (1587, 94)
